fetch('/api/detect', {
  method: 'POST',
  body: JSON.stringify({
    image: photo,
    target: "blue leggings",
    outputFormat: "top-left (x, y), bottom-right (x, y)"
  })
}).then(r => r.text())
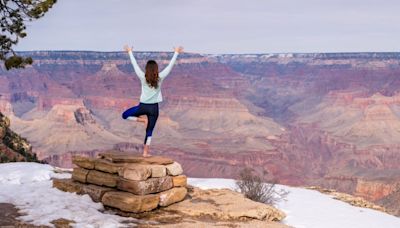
top-left (122, 102), bottom-right (159, 145)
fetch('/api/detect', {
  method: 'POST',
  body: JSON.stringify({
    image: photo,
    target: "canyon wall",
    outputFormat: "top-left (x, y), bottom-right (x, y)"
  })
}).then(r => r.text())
top-left (1, 51), bottom-right (400, 213)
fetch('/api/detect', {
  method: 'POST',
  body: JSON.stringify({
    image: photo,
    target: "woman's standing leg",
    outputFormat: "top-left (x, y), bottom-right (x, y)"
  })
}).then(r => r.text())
top-left (143, 104), bottom-right (159, 157)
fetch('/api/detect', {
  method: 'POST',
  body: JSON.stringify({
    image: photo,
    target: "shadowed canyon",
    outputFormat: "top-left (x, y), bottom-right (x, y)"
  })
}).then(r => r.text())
top-left (1, 51), bottom-right (400, 215)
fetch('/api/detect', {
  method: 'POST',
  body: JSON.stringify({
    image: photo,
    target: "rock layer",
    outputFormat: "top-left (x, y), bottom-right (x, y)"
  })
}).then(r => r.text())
top-left (87, 170), bottom-right (118, 187)
top-left (117, 176), bottom-right (173, 195)
top-left (164, 186), bottom-right (286, 222)
top-left (71, 167), bottom-right (89, 183)
top-left (102, 191), bottom-right (159, 213)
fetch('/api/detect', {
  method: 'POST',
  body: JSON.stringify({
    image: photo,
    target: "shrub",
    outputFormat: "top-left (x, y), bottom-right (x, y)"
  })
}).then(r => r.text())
top-left (235, 167), bottom-right (289, 205)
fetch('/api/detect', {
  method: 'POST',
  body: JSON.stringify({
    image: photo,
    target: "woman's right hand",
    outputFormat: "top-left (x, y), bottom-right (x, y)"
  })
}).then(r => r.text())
top-left (174, 46), bottom-right (184, 54)
top-left (124, 45), bottom-right (133, 52)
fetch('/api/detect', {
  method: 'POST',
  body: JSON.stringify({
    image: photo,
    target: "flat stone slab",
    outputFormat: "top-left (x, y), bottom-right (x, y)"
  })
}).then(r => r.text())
top-left (72, 167), bottom-right (89, 183)
top-left (120, 163), bottom-right (167, 180)
top-left (53, 178), bottom-right (83, 193)
top-left (80, 184), bottom-right (114, 202)
top-left (87, 170), bottom-right (119, 187)
top-left (72, 155), bottom-right (95, 169)
top-left (102, 191), bottom-right (159, 213)
top-left (99, 152), bottom-right (174, 165)
top-left (117, 176), bottom-right (173, 195)
top-left (94, 159), bottom-right (123, 174)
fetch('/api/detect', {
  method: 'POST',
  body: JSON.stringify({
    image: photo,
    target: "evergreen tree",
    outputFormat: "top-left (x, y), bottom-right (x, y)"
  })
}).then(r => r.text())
top-left (0, 0), bottom-right (57, 70)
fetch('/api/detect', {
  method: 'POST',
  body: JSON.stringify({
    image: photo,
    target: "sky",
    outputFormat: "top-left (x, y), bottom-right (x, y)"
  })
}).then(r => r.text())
top-left (15, 0), bottom-right (400, 54)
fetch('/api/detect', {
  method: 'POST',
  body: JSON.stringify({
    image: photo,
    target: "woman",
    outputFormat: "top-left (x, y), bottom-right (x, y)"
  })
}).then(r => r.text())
top-left (122, 45), bottom-right (183, 157)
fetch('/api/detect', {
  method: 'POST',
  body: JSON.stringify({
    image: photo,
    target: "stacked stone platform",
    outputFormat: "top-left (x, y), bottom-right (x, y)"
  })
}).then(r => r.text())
top-left (52, 151), bottom-right (188, 213)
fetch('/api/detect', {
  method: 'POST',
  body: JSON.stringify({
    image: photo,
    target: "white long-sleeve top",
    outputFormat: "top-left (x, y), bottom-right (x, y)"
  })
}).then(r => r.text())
top-left (128, 50), bottom-right (179, 104)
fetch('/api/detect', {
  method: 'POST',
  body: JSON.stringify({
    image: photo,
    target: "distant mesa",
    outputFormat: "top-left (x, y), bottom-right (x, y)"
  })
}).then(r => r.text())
top-left (98, 63), bottom-right (124, 76)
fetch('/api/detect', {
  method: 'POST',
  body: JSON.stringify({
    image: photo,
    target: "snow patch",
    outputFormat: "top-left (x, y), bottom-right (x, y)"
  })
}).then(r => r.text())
top-left (0, 162), bottom-right (57, 184)
top-left (1, 163), bottom-right (399, 228)
top-left (0, 162), bottom-right (137, 227)
top-left (188, 178), bottom-right (400, 228)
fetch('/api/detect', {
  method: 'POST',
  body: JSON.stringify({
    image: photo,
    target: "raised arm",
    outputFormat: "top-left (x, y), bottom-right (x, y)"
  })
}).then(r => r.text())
top-left (159, 46), bottom-right (184, 79)
top-left (124, 45), bottom-right (145, 79)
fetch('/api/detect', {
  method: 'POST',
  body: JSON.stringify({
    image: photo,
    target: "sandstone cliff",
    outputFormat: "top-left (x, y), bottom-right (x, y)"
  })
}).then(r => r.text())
top-left (0, 111), bottom-right (38, 163)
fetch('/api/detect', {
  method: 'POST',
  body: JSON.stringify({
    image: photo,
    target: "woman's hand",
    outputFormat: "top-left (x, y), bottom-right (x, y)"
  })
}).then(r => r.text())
top-left (124, 45), bottom-right (133, 52)
top-left (174, 46), bottom-right (184, 54)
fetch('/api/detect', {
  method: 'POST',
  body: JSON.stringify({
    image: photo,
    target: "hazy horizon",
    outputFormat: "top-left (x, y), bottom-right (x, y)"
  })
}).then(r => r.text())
top-left (15, 50), bottom-right (400, 55)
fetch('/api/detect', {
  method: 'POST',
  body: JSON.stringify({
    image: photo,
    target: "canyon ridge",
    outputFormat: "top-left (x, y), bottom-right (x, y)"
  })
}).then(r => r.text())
top-left (1, 51), bottom-right (400, 215)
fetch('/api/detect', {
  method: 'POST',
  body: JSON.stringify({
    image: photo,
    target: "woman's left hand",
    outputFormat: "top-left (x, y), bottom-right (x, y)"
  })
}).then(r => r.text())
top-left (124, 45), bottom-right (133, 52)
top-left (174, 46), bottom-right (184, 54)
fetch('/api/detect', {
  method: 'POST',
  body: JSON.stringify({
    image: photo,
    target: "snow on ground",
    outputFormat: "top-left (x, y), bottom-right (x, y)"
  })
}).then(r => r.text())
top-left (188, 178), bottom-right (400, 228)
top-left (0, 162), bottom-right (137, 228)
top-left (1, 162), bottom-right (400, 228)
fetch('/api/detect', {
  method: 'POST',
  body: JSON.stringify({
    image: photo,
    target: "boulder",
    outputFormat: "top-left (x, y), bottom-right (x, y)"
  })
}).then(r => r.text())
top-left (172, 175), bottom-right (187, 187)
top-left (94, 159), bottom-right (123, 174)
top-left (87, 170), bottom-right (118, 187)
top-left (165, 162), bottom-right (183, 176)
top-left (164, 187), bottom-right (286, 222)
top-left (119, 164), bottom-right (151, 181)
top-left (72, 156), bottom-right (95, 169)
top-left (159, 187), bottom-right (187, 207)
top-left (117, 176), bottom-right (173, 195)
top-left (102, 191), bottom-right (159, 213)
top-left (99, 152), bottom-right (174, 165)
top-left (52, 178), bottom-right (83, 193)
top-left (71, 167), bottom-right (89, 183)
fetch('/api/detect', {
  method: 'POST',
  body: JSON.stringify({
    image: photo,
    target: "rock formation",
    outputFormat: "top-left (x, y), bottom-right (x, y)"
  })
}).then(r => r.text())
top-left (53, 151), bottom-right (287, 226)
top-left (0, 112), bottom-right (38, 163)
top-left (53, 151), bottom-right (188, 213)
top-left (111, 185), bottom-right (288, 227)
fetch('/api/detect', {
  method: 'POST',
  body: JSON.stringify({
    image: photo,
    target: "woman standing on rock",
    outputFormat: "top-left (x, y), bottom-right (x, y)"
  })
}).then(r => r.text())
top-left (122, 45), bottom-right (183, 157)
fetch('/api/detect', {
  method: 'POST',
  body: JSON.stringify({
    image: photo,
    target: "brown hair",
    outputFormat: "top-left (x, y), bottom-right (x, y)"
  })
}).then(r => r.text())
top-left (145, 60), bottom-right (159, 89)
